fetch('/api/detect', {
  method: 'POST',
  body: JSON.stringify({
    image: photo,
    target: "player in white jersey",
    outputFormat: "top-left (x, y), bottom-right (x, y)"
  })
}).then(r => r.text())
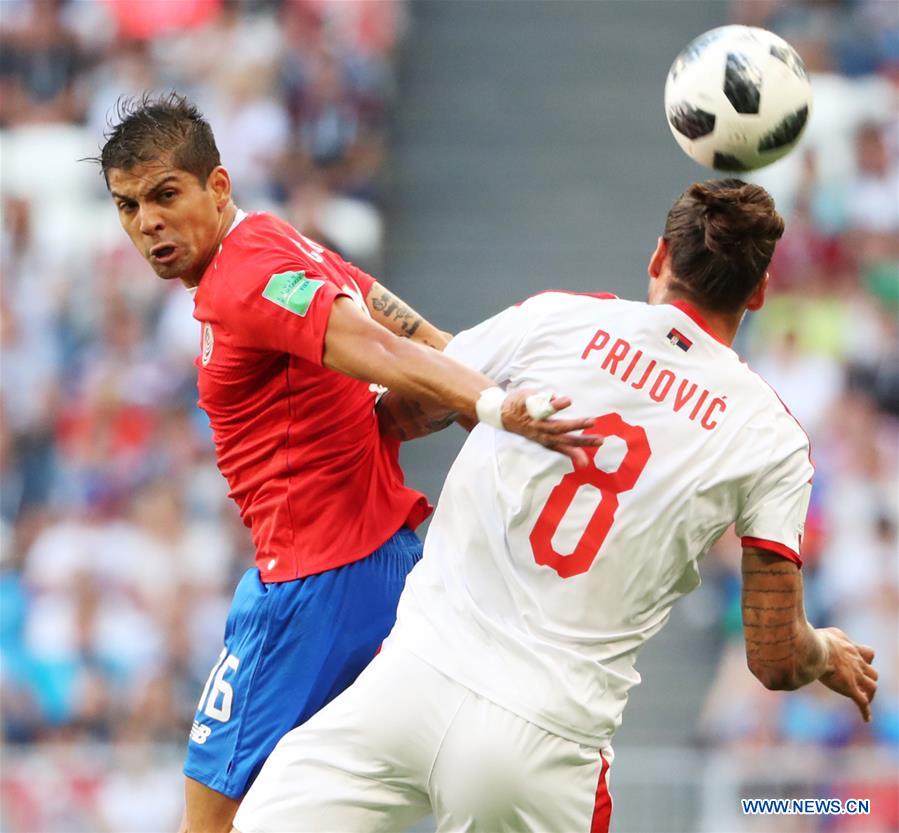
top-left (233, 180), bottom-right (877, 833)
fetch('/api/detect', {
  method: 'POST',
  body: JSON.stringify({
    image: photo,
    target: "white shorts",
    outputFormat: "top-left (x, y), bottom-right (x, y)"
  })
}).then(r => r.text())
top-left (234, 644), bottom-right (613, 833)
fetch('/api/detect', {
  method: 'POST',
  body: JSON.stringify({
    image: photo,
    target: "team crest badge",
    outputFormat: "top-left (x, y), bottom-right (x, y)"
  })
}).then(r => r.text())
top-left (202, 322), bottom-right (214, 366)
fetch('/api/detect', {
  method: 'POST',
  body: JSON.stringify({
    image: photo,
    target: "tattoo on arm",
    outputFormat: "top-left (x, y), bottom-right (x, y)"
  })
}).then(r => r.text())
top-left (370, 290), bottom-right (423, 338)
top-left (751, 654), bottom-right (798, 665)
top-left (742, 549), bottom-right (802, 647)
top-left (741, 546), bottom-right (822, 687)
top-left (741, 606), bottom-right (795, 614)
top-left (377, 391), bottom-right (457, 441)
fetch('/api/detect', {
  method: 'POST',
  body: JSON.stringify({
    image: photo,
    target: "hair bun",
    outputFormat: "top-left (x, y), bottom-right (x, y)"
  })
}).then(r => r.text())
top-left (662, 178), bottom-right (784, 312)
top-left (688, 179), bottom-right (784, 255)
top-left (689, 183), bottom-right (729, 210)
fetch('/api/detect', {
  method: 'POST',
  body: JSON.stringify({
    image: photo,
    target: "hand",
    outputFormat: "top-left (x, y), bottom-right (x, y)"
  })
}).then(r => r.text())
top-left (500, 390), bottom-right (601, 468)
top-left (817, 627), bottom-right (878, 722)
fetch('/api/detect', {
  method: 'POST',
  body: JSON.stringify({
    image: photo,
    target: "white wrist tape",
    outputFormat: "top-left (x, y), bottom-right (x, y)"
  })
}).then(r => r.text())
top-left (525, 391), bottom-right (556, 420)
top-left (475, 387), bottom-right (506, 429)
top-left (813, 628), bottom-right (832, 678)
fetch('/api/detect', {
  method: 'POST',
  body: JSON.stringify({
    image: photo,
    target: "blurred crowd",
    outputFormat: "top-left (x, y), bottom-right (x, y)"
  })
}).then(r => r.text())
top-left (0, 0), bottom-right (897, 831)
top-left (1, 0), bottom-right (405, 829)
top-left (696, 2), bottom-right (899, 830)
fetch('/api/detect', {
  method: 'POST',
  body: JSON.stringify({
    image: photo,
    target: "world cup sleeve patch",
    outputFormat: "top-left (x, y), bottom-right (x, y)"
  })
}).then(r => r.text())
top-left (262, 271), bottom-right (325, 317)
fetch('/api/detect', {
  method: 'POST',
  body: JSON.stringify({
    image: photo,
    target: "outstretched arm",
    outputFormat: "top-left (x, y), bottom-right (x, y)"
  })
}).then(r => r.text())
top-left (324, 297), bottom-right (597, 465)
top-left (741, 546), bottom-right (878, 721)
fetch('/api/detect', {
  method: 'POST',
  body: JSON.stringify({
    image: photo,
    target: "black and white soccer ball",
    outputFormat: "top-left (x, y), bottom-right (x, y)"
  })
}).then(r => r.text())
top-left (665, 25), bottom-right (812, 172)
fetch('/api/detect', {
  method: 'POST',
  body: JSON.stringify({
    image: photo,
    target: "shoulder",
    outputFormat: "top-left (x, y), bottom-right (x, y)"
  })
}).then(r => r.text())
top-left (224, 212), bottom-right (303, 265)
top-left (513, 289), bottom-right (625, 320)
top-left (213, 213), bottom-right (331, 309)
top-left (516, 289), bottom-right (619, 309)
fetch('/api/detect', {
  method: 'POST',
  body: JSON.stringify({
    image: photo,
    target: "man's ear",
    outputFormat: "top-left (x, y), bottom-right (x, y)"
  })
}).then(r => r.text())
top-left (207, 166), bottom-right (232, 210)
top-left (747, 272), bottom-right (769, 311)
top-left (648, 236), bottom-right (667, 279)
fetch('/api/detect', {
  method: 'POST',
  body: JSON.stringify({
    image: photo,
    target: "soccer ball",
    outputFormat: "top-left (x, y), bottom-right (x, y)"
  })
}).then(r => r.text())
top-left (664, 25), bottom-right (812, 172)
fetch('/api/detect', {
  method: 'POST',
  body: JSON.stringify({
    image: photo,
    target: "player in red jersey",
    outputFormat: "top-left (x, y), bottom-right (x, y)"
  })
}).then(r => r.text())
top-left (96, 93), bottom-right (599, 833)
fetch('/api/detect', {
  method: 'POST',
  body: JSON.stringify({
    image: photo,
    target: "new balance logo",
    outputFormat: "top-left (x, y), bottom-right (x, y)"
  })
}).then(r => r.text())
top-left (190, 721), bottom-right (213, 745)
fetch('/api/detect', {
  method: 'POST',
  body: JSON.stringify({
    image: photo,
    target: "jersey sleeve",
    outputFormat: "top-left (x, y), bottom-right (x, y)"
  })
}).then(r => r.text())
top-left (444, 305), bottom-right (534, 384)
top-left (343, 261), bottom-right (377, 298)
top-left (321, 243), bottom-right (377, 300)
top-left (735, 441), bottom-right (813, 566)
top-left (226, 267), bottom-right (347, 365)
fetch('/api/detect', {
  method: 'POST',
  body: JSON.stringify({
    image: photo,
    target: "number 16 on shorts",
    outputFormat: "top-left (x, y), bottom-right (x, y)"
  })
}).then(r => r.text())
top-left (197, 648), bottom-right (241, 724)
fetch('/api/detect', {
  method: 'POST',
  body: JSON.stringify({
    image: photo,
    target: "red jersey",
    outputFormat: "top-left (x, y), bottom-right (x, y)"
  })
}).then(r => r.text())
top-left (192, 211), bottom-right (430, 581)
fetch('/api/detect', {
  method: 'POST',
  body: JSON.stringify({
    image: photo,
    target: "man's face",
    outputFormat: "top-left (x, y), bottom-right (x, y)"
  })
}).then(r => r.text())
top-left (107, 159), bottom-right (228, 286)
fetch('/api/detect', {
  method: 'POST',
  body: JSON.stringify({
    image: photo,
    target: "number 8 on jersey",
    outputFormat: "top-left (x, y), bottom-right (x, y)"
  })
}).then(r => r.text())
top-left (529, 413), bottom-right (651, 578)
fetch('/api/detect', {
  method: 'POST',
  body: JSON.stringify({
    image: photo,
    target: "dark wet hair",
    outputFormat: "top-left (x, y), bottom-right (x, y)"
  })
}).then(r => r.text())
top-left (96, 92), bottom-right (221, 188)
top-left (663, 179), bottom-right (784, 313)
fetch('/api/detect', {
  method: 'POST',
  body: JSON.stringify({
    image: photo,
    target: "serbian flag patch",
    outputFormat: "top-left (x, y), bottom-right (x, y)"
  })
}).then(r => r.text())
top-left (667, 328), bottom-right (693, 351)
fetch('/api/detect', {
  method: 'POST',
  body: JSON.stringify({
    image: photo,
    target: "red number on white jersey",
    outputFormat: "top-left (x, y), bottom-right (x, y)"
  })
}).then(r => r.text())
top-left (529, 413), bottom-right (651, 578)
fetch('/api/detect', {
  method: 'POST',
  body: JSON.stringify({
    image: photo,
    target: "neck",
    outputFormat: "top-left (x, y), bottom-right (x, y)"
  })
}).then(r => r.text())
top-left (657, 288), bottom-right (742, 346)
top-left (181, 202), bottom-right (238, 289)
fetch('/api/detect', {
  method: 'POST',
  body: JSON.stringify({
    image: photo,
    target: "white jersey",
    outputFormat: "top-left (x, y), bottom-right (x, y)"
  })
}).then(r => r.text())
top-left (392, 292), bottom-right (813, 748)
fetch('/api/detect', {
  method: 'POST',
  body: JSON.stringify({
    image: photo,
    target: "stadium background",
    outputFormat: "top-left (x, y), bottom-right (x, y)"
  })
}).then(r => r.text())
top-left (0, 0), bottom-right (896, 831)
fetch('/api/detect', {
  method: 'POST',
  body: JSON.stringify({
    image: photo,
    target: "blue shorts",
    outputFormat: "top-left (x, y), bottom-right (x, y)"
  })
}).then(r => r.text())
top-left (183, 527), bottom-right (423, 798)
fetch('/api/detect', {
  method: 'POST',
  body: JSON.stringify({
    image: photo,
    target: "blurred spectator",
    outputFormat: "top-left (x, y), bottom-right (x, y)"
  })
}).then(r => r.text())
top-left (104, 0), bottom-right (221, 44)
top-left (206, 69), bottom-right (291, 206)
top-left (750, 329), bottom-right (843, 436)
top-left (0, 2), bottom-right (405, 824)
top-left (86, 41), bottom-right (161, 141)
top-left (0, 0), bottom-right (89, 126)
top-left (0, 297), bottom-right (59, 515)
top-left (844, 120), bottom-right (899, 265)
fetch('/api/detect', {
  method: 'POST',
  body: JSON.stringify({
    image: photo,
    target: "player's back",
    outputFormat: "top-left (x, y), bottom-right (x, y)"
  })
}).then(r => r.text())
top-left (392, 291), bottom-right (811, 746)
